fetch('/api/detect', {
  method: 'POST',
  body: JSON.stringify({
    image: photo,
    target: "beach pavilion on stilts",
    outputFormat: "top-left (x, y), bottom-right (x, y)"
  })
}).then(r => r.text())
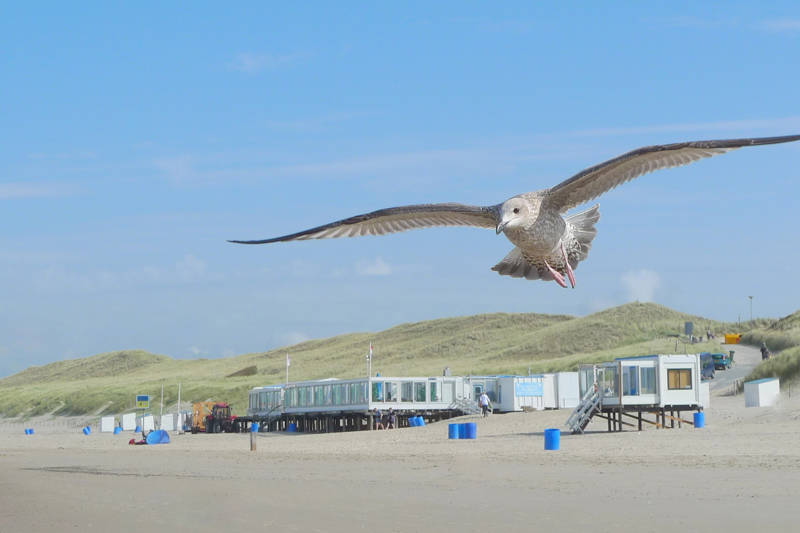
top-left (566, 354), bottom-right (709, 433)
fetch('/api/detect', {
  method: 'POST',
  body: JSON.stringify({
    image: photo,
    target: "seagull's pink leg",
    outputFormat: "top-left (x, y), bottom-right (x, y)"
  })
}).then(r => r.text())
top-left (544, 260), bottom-right (568, 288)
top-left (560, 242), bottom-right (576, 288)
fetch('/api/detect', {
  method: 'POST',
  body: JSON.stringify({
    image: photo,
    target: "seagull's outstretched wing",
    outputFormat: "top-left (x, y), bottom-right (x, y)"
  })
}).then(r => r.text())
top-left (545, 134), bottom-right (800, 212)
top-left (229, 203), bottom-right (500, 244)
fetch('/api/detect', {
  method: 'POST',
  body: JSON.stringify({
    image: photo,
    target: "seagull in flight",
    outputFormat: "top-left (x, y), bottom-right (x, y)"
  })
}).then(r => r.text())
top-left (230, 134), bottom-right (800, 288)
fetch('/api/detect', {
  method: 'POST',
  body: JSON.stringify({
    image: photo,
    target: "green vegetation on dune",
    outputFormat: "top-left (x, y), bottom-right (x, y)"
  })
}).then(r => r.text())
top-left (744, 310), bottom-right (800, 386)
top-left (0, 302), bottom-right (769, 418)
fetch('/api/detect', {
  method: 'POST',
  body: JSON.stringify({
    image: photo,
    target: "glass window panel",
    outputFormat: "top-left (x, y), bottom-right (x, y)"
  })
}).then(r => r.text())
top-left (623, 366), bottom-right (639, 396)
top-left (640, 367), bottom-right (656, 394)
top-left (372, 382), bottom-right (383, 402)
top-left (667, 369), bottom-right (692, 390)
top-left (429, 382), bottom-right (440, 402)
top-left (385, 382), bottom-right (398, 402)
top-left (401, 382), bottom-right (413, 402)
top-left (415, 382), bottom-right (426, 402)
top-left (601, 366), bottom-right (619, 399)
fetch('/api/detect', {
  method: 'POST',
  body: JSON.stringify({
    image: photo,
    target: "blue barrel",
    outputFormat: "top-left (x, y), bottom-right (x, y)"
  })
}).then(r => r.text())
top-left (693, 411), bottom-right (705, 428)
top-left (457, 423), bottom-right (467, 439)
top-left (24, 428), bottom-right (30, 435)
top-left (448, 423), bottom-right (460, 439)
top-left (287, 422), bottom-right (297, 432)
top-left (417, 417), bottom-right (425, 427)
top-left (251, 422), bottom-right (259, 433)
top-left (135, 425), bottom-right (142, 433)
top-left (113, 427), bottom-right (122, 434)
top-left (544, 428), bottom-right (560, 450)
top-left (409, 416), bottom-right (417, 427)
top-left (82, 426), bottom-right (91, 435)
top-left (29, 428), bottom-right (34, 435)
top-left (464, 422), bottom-right (477, 439)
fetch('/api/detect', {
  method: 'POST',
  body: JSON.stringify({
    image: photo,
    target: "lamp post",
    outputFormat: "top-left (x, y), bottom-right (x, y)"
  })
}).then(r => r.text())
top-left (748, 295), bottom-right (753, 322)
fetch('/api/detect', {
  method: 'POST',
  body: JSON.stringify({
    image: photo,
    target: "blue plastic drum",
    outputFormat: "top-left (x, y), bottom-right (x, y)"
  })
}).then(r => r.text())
top-left (251, 422), bottom-right (260, 433)
top-left (448, 423), bottom-right (460, 439)
top-left (464, 422), bottom-right (477, 439)
top-left (693, 411), bottom-right (705, 428)
top-left (544, 428), bottom-right (560, 450)
top-left (287, 422), bottom-right (297, 432)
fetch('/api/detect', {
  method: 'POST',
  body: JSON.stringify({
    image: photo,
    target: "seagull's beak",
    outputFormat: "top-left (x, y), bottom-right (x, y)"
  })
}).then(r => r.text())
top-left (496, 221), bottom-right (507, 235)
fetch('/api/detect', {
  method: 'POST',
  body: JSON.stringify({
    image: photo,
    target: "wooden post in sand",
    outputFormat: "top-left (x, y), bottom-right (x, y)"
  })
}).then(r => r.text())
top-left (250, 429), bottom-right (256, 451)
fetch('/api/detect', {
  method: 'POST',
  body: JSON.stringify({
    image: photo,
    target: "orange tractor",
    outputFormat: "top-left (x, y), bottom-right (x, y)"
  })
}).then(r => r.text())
top-left (191, 401), bottom-right (240, 433)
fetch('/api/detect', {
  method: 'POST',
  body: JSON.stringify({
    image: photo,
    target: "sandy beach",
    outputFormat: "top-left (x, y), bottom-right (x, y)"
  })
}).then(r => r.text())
top-left (3, 348), bottom-right (798, 532)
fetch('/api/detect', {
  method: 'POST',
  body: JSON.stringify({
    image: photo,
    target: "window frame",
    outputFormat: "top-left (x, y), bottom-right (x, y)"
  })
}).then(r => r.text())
top-left (667, 368), bottom-right (693, 390)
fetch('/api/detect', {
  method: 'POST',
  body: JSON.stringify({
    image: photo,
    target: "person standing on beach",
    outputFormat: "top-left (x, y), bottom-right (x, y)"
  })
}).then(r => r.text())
top-left (761, 342), bottom-right (770, 360)
top-left (374, 408), bottom-right (384, 430)
top-left (479, 391), bottom-right (491, 417)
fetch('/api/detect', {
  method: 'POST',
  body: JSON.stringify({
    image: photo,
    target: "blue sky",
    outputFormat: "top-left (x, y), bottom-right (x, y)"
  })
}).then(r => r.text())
top-left (2, 2), bottom-right (800, 377)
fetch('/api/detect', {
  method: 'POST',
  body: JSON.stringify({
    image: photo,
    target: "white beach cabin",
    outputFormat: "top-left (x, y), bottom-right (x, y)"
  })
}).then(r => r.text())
top-left (568, 354), bottom-right (705, 433)
top-left (744, 377), bottom-right (780, 408)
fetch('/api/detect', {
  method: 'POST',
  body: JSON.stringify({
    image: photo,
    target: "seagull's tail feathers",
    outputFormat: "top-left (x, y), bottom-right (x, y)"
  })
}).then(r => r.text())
top-left (491, 248), bottom-right (545, 280)
top-left (565, 204), bottom-right (600, 265)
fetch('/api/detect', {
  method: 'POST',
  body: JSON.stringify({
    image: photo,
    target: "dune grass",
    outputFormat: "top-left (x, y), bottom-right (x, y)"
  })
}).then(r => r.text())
top-left (744, 310), bottom-right (800, 386)
top-left (0, 302), bottom-right (764, 418)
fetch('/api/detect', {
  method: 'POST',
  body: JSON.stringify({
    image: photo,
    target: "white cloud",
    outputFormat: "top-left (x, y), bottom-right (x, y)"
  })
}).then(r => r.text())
top-left (758, 18), bottom-right (800, 32)
top-left (0, 182), bottom-right (73, 199)
top-left (356, 257), bottom-right (392, 276)
top-left (621, 269), bottom-right (661, 302)
top-left (230, 52), bottom-right (301, 73)
top-left (266, 111), bottom-right (370, 132)
top-left (153, 155), bottom-right (195, 183)
top-left (30, 255), bottom-right (220, 293)
top-left (280, 331), bottom-right (311, 346)
top-left (176, 255), bottom-right (208, 283)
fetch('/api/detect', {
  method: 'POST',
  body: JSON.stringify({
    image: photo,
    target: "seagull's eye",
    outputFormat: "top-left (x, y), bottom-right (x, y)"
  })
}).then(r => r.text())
top-left (513, 208), bottom-right (520, 214)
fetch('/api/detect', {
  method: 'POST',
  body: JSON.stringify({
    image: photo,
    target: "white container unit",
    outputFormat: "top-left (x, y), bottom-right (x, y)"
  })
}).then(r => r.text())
top-left (160, 413), bottom-right (174, 431)
top-left (493, 375), bottom-right (555, 412)
top-left (100, 416), bottom-right (116, 432)
top-left (744, 378), bottom-right (780, 408)
top-left (584, 354), bottom-right (703, 409)
top-left (121, 412), bottom-right (136, 430)
top-left (555, 372), bottom-right (580, 409)
top-left (271, 376), bottom-right (470, 415)
top-left (141, 415), bottom-right (155, 432)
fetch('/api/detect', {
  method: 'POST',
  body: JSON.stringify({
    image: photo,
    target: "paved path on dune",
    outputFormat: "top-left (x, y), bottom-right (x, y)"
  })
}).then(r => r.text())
top-left (709, 342), bottom-right (760, 395)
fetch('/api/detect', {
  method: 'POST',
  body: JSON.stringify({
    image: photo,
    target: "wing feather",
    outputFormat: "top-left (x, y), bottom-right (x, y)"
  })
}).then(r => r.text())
top-left (229, 203), bottom-right (500, 244)
top-left (545, 135), bottom-right (800, 212)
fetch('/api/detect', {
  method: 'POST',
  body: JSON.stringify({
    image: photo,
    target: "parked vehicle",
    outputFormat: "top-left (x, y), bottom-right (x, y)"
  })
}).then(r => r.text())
top-left (191, 401), bottom-right (240, 433)
top-left (712, 352), bottom-right (734, 370)
top-left (700, 352), bottom-right (715, 380)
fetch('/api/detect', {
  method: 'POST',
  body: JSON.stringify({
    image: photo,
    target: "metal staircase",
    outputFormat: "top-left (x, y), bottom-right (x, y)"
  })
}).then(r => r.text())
top-left (451, 397), bottom-right (482, 416)
top-left (566, 386), bottom-right (601, 434)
